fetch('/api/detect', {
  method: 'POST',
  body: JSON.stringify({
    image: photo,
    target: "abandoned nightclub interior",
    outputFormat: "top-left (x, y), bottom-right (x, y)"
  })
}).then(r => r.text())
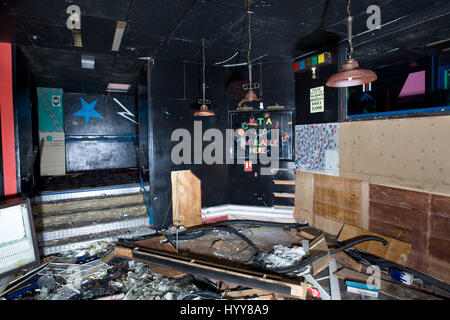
top-left (0, 0), bottom-right (450, 306)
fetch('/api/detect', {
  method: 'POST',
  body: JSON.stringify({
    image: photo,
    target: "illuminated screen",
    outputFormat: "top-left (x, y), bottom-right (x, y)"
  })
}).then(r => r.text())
top-left (0, 203), bottom-right (37, 276)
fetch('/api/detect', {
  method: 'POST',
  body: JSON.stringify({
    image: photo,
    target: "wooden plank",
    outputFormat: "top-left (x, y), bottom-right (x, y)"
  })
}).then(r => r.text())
top-left (224, 288), bottom-right (272, 299)
top-left (113, 246), bottom-right (133, 259)
top-left (130, 247), bottom-right (308, 299)
top-left (314, 174), bottom-right (361, 195)
top-left (314, 201), bottom-right (361, 227)
top-left (274, 180), bottom-right (295, 185)
top-left (334, 268), bottom-right (442, 300)
top-left (369, 216), bottom-right (427, 271)
top-left (274, 193), bottom-right (295, 198)
top-left (335, 251), bottom-right (363, 272)
top-left (361, 182), bottom-right (370, 229)
top-left (313, 215), bottom-right (344, 237)
top-left (144, 262), bottom-right (187, 278)
top-left (430, 194), bottom-right (450, 240)
top-left (310, 234), bottom-right (331, 275)
top-left (370, 202), bottom-right (427, 233)
top-left (171, 170), bottom-right (202, 227)
top-left (338, 224), bottom-right (411, 266)
top-left (314, 186), bottom-right (361, 213)
top-left (136, 235), bottom-right (177, 254)
top-left (294, 171), bottom-right (313, 223)
top-left (427, 236), bottom-right (450, 285)
top-left (370, 184), bottom-right (428, 211)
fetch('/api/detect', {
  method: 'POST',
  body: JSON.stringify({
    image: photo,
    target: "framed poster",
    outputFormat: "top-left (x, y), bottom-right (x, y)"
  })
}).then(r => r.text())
top-left (229, 110), bottom-right (293, 160)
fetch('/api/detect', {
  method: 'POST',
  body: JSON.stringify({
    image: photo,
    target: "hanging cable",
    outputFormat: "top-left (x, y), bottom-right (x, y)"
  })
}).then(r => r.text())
top-left (346, 0), bottom-right (354, 59)
top-left (247, 0), bottom-right (253, 86)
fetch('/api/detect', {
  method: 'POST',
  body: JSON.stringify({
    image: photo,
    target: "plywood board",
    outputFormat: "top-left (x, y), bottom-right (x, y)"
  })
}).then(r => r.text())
top-left (309, 234), bottom-right (331, 275)
top-left (369, 184), bottom-right (428, 271)
top-left (39, 131), bottom-right (66, 176)
top-left (339, 115), bottom-right (450, 196)
top-left (338, 224), bottom-right (411, 266)
top-left (171, 170), bottom-right (201, 227)
top-left (313, 174), bottom-right (362, 228)
top-left (294, 170), bottom-right (314, 223)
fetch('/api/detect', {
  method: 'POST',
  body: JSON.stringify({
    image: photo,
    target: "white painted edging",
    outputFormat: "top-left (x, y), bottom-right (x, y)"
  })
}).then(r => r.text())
top-left (202, 204), bottom-right (298, 223)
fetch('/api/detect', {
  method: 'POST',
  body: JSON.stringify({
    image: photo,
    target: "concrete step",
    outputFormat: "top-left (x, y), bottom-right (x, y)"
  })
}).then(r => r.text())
top-left (32, 192), bottom-right (145, 216)
top-left (34, 204), bottom-right (148, 232)
top-left (38, 223), bottom-right (155, 256)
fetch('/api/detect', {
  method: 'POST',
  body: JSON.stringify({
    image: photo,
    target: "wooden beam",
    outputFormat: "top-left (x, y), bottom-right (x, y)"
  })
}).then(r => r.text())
top-left (273, 193), bottom-right (295, 198)
top-left (115, 245), bottom-right (307, 299)
top-left (273, 180), bottom-right (295, 185)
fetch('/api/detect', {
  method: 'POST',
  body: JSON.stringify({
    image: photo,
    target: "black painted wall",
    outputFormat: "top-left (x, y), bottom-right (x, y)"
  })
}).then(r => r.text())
top-left (146, 59), bottom-right (297, 229)
top-left (226, 62), bottom-right (296, 208)
top-left (64, 93), bottom-right (138, 171)
top-left (13, 46), bottom-right (37, 196)
top-left (295, 53), bottom-right (339, 125)
top-left (147, 59), bottom-right (229, 229)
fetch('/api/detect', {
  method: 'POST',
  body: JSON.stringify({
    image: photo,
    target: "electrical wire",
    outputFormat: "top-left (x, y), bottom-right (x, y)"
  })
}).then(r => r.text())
top-left (166, 225), bottom-right (262, 256)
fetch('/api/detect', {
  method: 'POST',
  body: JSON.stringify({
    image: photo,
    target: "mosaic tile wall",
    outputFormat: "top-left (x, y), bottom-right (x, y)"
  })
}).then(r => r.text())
top-left (295, 123), bottom-right (339, 176)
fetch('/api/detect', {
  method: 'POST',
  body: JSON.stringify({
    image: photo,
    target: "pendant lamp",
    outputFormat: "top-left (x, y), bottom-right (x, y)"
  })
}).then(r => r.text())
top-left (326, 0), bottom-right (377, 87)
top-left (194, 39), bottom-right (215, 117)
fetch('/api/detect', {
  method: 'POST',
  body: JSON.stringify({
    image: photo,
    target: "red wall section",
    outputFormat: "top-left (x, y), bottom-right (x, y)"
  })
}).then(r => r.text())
top-left (0, 42), bottom-right (17, 196)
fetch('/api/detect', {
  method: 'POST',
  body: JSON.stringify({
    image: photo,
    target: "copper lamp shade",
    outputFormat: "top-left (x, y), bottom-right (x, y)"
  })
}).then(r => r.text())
top-left (326, 59), bottom-right (377, 88)
top-left (194, 104), bottom-right (215, 117)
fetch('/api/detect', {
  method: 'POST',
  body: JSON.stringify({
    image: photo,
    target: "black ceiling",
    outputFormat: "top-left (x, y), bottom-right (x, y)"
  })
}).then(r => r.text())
top-left (1, 0), bottom-right (449, 94)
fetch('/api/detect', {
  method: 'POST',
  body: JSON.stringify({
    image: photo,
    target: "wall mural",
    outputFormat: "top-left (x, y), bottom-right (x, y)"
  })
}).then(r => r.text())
top-left (295, 123), bottom-right (339, 176)
top-left (73, 98), bottom-right (104, 124)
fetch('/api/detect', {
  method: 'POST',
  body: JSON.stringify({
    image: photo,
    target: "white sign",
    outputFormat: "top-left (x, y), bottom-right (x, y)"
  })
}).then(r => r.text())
top-left (310, 86), bottom-right (324, 113)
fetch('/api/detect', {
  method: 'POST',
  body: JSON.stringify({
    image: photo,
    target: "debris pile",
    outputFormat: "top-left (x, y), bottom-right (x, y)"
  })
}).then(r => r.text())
top-left (0, 241), bottom-right (199, 300)
top-left (260, 244), bottom-right (310, 275)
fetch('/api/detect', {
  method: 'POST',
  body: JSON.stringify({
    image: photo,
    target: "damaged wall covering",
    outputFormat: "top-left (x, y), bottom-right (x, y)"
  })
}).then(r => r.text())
top-left (339, 115), bottom-right (450, 196)
top-left (295, 172), bottom-right (450, 284)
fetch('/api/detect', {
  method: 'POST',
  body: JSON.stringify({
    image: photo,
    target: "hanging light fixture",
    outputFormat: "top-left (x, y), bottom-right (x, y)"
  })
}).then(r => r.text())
top-left (326, 0), bottom-right (377, 87)
top-left (194, 39), bottom-right (215, 117)
top-left (237, 0), bottom-right (260, 108)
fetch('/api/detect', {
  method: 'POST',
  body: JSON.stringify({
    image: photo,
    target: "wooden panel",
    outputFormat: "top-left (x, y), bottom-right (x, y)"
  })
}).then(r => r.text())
top-left (369, 184), bottom-right (429, 271)
top-left (430, 195), bottom-right (450, 240)
top-left (339, 116), bottom-right (450, 196)
top-left (312, 215), bottom-right (344, 237)
top-left (294, 171), bottom-right (313, 223)
top-left (313, 174), bottom-right (362, 227)
top-left (314, 174), bottom-right (361, 194)
top-left (338, 224), bottom-right (411, 266)
top-left (171, 170), bottom-right (201, 227)
top-left (314, 201), bottom-right (361, 227)
top-left (370, 202), bottom-right (427, 233)
top-left (369, 219), bottom-right (427, 271)
top-left (427, 236), bottom-right (450, 284)
top-left (370, 184), bottom-right (428, 211)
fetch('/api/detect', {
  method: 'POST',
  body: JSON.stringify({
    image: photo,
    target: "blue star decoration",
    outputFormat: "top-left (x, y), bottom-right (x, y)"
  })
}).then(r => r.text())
top-left (73, 98), bottom-right (104, 124)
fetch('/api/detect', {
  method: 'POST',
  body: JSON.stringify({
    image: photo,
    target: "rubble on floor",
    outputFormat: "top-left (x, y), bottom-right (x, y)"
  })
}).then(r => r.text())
top-left (1, 241), bottom-right (199, 300)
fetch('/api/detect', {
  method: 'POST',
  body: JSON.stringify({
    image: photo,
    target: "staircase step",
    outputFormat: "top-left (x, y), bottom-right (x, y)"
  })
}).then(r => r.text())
top-left (33, 193), bottom-right (144, 216)
top-left (34, 204), bottom-right (148, 232)
top-left (38, 224), bottom-right (155, 256)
